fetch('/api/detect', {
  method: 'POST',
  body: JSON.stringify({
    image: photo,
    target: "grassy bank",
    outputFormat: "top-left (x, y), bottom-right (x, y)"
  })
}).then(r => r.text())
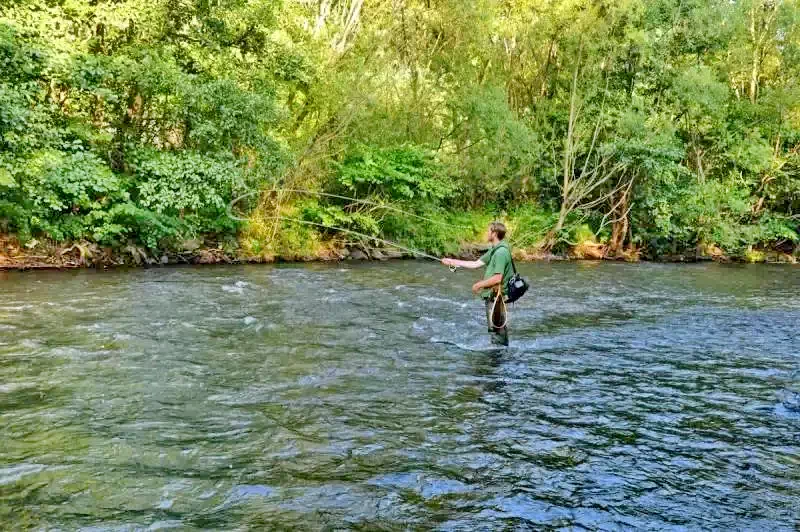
top-left (2, 203), bottom-right (796, 269)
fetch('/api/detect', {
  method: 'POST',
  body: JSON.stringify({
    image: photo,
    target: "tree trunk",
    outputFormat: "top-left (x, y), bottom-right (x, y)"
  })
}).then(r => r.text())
top-left (546, 52), bottom-right (580, 248)
top-left (314, 0), bottom-right (332, 37)
top-left (607, 187), bottom-right (630, 257)
top-left (334, 0), bottom-right (364, 52)
top-left (750, 40), bottom-right (760, 104)
top-left (748, 0), bottom-right (778, 105)
top-left (538, 37), bottom-right (556, 98)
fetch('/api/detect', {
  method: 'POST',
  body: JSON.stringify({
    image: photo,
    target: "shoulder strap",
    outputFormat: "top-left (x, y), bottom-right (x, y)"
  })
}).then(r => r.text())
top-left (509, 253), bottom-right (518, 274)
top-left (487, 243), bottom-right (517, 274)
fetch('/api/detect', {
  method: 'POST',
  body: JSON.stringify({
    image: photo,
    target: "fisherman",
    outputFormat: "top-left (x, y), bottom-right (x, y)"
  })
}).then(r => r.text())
top-left (441, 221), bottom-right (513, 346)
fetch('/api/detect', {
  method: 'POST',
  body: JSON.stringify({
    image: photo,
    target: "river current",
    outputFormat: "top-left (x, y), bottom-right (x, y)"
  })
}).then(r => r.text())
top-left (1, 262), bottom-right (798, 530)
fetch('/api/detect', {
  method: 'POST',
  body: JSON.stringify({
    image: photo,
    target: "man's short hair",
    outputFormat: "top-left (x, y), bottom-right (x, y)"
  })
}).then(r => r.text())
top-left (489, 221), bottom-right (507, 240)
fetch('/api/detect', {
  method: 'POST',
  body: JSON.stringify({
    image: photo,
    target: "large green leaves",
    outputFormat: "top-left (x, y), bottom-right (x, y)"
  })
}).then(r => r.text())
top-left (335, 145), bottom-right (456, 203)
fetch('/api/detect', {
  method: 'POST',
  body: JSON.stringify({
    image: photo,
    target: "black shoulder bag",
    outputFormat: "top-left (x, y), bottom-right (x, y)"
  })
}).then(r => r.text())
top-left (505, 253), bottom-right (529, 303)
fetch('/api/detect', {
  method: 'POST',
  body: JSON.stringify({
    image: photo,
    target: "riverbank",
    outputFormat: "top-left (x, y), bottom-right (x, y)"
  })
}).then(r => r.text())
top-left (1, 235), bottom-right (796, 270)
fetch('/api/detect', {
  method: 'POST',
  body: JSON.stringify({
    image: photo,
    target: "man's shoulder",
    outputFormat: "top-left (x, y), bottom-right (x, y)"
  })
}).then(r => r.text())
top-left (496, 244), bottom-right (512, 259)
top-left (482, 243), bottom-right (512, 264)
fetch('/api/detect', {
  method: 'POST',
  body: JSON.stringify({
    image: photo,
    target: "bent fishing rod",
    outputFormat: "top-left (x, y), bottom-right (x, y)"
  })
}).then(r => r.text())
top-left (227, 190), bottom-right (459, 271)
top-left (229, 189), bottom-right (471, 229)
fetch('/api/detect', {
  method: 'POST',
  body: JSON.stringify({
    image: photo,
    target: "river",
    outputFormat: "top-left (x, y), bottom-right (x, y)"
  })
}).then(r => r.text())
top-left (1, 262), bottom-right (798, 529)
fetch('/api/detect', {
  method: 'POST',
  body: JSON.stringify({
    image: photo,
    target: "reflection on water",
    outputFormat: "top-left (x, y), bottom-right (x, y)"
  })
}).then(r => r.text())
top-left (1, 262), bottom-right (799, 529)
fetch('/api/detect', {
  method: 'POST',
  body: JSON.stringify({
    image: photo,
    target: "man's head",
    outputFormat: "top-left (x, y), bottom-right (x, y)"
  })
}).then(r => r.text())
top-left (487, 221), bottom-right (507, 244)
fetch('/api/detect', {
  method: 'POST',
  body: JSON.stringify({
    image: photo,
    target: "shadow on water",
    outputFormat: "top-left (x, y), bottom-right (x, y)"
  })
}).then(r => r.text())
top-left (1, 261), bottom-right (799, 529)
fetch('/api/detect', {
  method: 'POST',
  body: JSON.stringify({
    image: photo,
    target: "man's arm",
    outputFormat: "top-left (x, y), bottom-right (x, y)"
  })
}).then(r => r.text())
top-left (441, 258), bottom-right (484, 270)
top-left (472, 273), bottom-right (502, 294)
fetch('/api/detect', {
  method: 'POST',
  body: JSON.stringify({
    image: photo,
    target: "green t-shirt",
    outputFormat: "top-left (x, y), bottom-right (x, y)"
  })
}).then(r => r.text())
top-left (479, 241), bottom-right (513, 299)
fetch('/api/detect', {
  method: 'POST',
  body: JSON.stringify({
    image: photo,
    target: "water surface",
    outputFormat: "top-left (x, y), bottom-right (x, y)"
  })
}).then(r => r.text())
top-left (1, 262), bottom-right (798, 529)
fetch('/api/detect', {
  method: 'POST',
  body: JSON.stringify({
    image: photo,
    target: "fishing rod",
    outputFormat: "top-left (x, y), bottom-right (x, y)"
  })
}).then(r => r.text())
top-left (275, 189), bottom-right (472, 229)
top-left (226, 191), bottom-right (458, 270)
top-left (275, 216), bottom-right (443, 262)
top-left (278, 216), bottom-right (460, 272)
top-left (227, 189), bottom-right (471, 229)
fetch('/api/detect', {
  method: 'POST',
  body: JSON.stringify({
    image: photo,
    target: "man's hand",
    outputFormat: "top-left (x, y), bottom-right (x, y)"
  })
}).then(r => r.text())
top-left (472, 281), bottom-right (482, 295)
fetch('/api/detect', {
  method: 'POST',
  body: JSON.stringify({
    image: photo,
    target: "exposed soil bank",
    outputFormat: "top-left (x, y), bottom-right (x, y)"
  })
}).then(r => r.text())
top-left (0, 235), bottom-right (796, 270)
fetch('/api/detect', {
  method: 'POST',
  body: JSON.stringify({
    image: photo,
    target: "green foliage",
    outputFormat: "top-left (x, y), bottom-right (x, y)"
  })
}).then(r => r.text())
top-left (89, 202), bottom-right (186, 249)
top-left (19, 149), bottom-right (123, 212)
top-left (570, 224), bottom-right (597, 244)
top-left (380, 209), bottom-right (487, 257)
top-left (638, 175), bottom-right (797, 256)
top-left (335, 145), bottom-right (456, 203)
top-left (744, 213), bottom-right (800, 247)
top-left (132, 150), bottom-right (240, 216)
top-left (0, 24), bottom-right (45, 81)
top-left (1, 0), bottom-right (799, 261)
top-left (508, 204), bottom-right (561, 248)
top-left (183, 79), bottom-right (279, 152)
top-left (299, 200), bottom-right (381, 236)
top-left (0, 5), bottom-right (284, 254)
top-left (0, 200), bottom-right (32, 240)
top-left (444, 86), bottom-right (544, 202)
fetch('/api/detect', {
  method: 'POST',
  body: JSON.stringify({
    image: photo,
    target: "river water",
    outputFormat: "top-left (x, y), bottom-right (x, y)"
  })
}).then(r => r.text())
top-left (1, 262), bottom-right (798, 530)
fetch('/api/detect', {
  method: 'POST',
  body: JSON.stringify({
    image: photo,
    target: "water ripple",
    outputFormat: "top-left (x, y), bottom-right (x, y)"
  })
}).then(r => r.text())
top-left (0, 262), bottom-right (798, 529)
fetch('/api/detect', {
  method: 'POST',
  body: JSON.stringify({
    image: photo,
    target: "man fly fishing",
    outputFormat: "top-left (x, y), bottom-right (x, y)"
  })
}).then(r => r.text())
top-left (228, 191), bottom-right (527, 345)
top-left (441, 222), bottom-right (514, 346)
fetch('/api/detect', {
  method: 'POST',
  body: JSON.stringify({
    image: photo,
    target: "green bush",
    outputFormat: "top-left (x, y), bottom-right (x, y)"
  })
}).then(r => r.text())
top-left (19, 149), bottom-right (123, 212)
top-left (299, 201), bottom-right (381, 237)
top-left (380, 209), bottom-right (486, 256)
top-left (89, 203), bottom-right (186, 250)
top-left (334, 145), bottom-right (456, 203)
top-left (508, 204), bottom-right (560, 248)
top-left (130, 149), bottom-right (245, 240)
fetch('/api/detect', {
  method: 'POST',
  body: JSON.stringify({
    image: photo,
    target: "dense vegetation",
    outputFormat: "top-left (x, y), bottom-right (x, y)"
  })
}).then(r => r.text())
top-left (1, 0), bottom-right (799, 263)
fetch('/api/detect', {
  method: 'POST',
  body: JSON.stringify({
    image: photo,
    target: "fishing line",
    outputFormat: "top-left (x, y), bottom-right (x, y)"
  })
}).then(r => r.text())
top-left (226, 190), bottom-right (461, 269)
top-left (226, 189), bottom-right (472, 229)
top-left (273, 216), bottom-right (445, 262)
top-left (280, 189), bottom-right (473, 229)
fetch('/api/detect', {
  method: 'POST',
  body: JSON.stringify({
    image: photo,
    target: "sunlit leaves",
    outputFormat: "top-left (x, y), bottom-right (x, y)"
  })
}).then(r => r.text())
top-left (335, 144), bottom-right (456, 202)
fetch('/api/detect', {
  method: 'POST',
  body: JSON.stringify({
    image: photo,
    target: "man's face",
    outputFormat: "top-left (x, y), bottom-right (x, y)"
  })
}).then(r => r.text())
top-left (487, 228), bottom-right (496, 243)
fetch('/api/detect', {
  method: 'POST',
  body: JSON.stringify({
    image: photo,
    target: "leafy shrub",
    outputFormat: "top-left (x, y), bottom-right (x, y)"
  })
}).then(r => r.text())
top-left (334, 145), bottom-right (456, 204)
top-left (0, 200), bottom-right (32, 240)
top-left (89, 203), bottom-right (186, 250)
top-left (0, 24), bottom-right (45, 82)
top-left (132, 149), bottom-right (243, 228)
top-left (183, 79), bottom-right (279, 152)
top-left (444, 86), bottom-right (543, 203)
top-left (570, 224), bottom-right (597, 244)
top-left (299, 200), bottom-right (381, 236)
top-left (745, 213), bottom-right (799, 247)
top-left (507, 204), bottom-right (561, 248)
top-left (19, 149), bottom-right (123, 213)
top-left (379, 208), bottom-right (486, 256)
top-left (636, 175), bottom-right (784, 255)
